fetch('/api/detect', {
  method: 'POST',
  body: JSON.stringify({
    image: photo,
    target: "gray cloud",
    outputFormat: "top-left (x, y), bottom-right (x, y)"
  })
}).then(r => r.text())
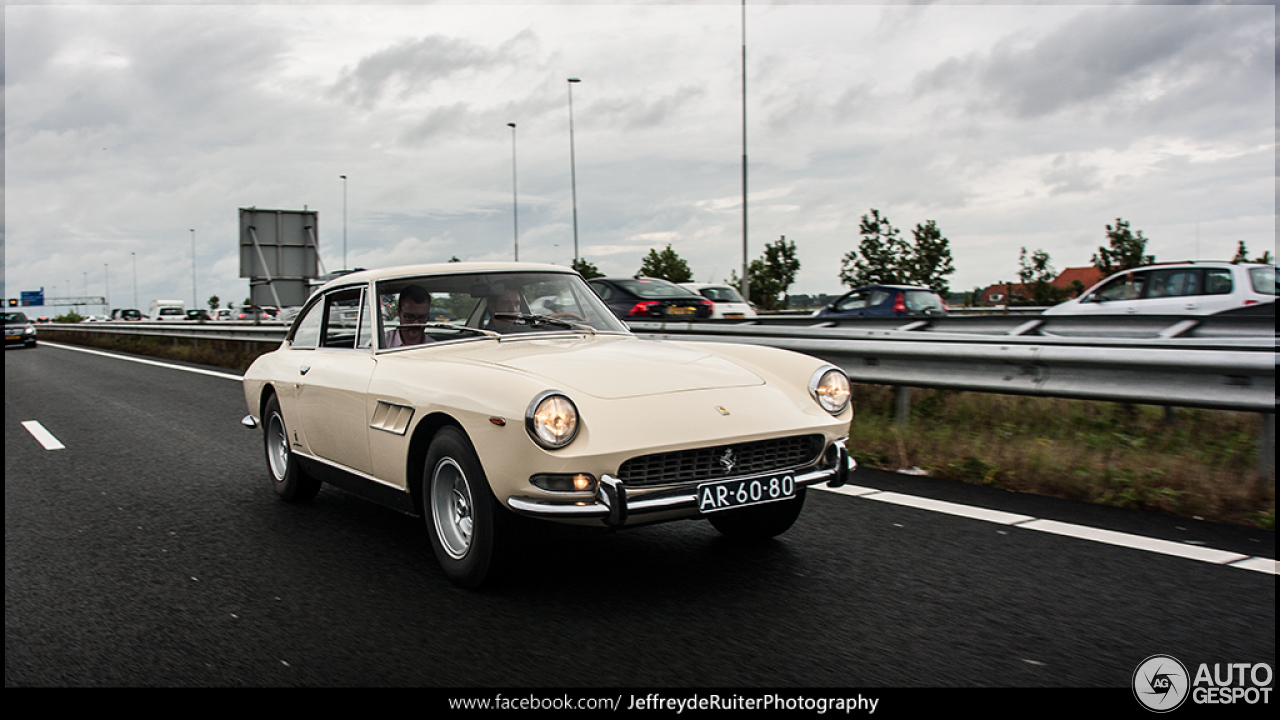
top-left (330, 30), bottom-right (537, 110)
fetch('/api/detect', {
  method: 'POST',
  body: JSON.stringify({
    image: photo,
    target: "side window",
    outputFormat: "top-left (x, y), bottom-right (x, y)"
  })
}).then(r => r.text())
top-left (321, 288), bottom-right (364, 349)
top-left (590, 282), bottom-right (612, 301)
top-left (1205, 269), bottom-right (1233, 295)
top-left (835, 292), bottom-right (868, 311)
top-left (290, 299), bottom-right (324, 349)
top-left (867, 290), bottom-right (891, 307)
top-left (1147, 269), bottom-right (1200, 298)
top-left (1095, 273), bottom-right (1145, 301)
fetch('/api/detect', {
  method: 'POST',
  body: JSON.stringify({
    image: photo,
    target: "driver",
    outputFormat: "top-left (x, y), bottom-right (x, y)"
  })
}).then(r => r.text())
top-left (485, 288), bottom-right (523, 334)
top-left (384, 284), bottom-right (435, 347)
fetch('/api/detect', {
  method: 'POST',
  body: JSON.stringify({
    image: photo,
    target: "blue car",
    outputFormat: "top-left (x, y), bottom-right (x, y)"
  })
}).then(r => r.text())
top-left (813, 285), bottom-right (947, 318)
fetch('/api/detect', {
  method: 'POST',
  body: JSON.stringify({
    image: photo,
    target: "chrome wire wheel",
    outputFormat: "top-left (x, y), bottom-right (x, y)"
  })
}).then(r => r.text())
top-left (430, 457), bottom-right (475, 560)
top-left (266, 411), bottom-right (290, 484)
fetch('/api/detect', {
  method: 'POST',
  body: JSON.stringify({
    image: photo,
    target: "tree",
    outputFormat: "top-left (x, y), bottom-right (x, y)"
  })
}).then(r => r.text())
top-left (638, 244), bottom-right (693, 283)
top-left (906, 220), bottom-right (955, 296)
top-left (729, 235), bottom-right (801, 312)
top-left (1233, 241), bottom-right (1274, 264)
top-left (839, 209), bottom-right (955, 293)
top-left (1016, 248), bottom-right (1069, 305)
top-left (207, 295), bottom-right (221, 311)
top-left (571, 257), bottom-right (604, 279)
top-left (1093, 218), bottom-right (1154, 276)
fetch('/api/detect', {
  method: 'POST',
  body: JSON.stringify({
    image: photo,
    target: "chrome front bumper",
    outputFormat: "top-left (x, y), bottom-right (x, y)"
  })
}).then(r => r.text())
top-left (507, 440), bottom-right (853, 526)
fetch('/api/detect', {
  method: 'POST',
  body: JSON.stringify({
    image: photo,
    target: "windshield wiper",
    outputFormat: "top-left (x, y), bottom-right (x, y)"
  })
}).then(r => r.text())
top-left (404, 322), bottom-right (501, 339)
top-left (494, 313), bottom-right (597, 335)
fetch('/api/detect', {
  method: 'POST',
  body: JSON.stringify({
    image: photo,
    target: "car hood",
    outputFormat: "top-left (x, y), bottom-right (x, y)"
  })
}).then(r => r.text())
top-left (429, 335), bottom-right (765, 399)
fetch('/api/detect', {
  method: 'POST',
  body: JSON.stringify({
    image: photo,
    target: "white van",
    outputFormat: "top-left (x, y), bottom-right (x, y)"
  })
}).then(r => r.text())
top-left (149, 300), bottom-right (187, 321)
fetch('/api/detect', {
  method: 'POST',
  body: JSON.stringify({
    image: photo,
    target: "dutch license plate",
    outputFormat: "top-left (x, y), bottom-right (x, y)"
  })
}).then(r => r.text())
top-left (668, 306), bottom-right (695, 316)
top-left (724, 313), bottom-right (744, 319)
top-left (697, 473), bottom-right (796, 514)
top-left (6, 335), bottom-right (20, 342)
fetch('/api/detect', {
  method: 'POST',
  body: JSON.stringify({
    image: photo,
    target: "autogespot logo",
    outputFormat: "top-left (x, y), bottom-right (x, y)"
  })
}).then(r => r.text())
top-left (1134, 655), bottom-right (1191, 712)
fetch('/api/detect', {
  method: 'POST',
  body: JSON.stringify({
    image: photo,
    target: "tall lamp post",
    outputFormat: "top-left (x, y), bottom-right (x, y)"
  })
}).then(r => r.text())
top-left (740, 0), bottom-right (750, 303)
top-left (508, 122), bottom-right (519, 261)
top-left (190, 228), bottom-right (197, 310)
top-left (104, 263), bottom-right (110, 315)
top-left (131, 252), bottom-right (138, 309)
top-left (567, 77), bottom-right (581, 267)
top-left (340, 174), bottom-right (348, 270)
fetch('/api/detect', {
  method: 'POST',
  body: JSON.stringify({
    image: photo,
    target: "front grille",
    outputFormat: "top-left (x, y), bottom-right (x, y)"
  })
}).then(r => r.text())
top-left (618, 435), bottom-right (825, 487)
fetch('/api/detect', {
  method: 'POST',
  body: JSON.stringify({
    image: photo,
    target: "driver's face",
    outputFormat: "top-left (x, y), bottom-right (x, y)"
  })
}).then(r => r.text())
top-left (398, 297), bottom-right (431, 344)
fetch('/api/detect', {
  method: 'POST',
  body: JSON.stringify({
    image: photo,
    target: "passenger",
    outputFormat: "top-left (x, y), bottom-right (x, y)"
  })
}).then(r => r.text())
top-left (385, 284), bottom-right (435, 347)
top-left (485, 288), bottom-right (523, 334)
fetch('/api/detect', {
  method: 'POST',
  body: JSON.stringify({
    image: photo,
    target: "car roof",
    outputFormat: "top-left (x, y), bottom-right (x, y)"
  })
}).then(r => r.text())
top-left (316, 262), bottom-right (574, 292)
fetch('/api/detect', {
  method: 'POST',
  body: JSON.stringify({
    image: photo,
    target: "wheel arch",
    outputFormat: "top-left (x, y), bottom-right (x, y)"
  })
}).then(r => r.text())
top-left (407, 412), bottom-right (467, 516)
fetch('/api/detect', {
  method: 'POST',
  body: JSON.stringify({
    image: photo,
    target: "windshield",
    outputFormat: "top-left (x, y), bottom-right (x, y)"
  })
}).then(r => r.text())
top-left (377, 271), bottom-right (628, 349)
top-left (4, 312), bottom-right (30, 324)
top-left (693, 285), bottom-right (746, 303)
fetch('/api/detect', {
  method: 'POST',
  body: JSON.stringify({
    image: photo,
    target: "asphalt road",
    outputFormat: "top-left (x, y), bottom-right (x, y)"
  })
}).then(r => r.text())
top-left (5, 342), bottom-right (1274, 689)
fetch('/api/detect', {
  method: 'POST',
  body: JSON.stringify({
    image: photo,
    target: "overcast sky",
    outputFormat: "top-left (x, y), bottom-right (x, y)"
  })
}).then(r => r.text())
top-left (3, 1), bottom-right (1275, 311)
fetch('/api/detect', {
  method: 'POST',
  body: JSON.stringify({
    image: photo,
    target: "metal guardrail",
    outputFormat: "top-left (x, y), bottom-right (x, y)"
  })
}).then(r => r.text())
top-left (39, 315), bottom-right (1277, 478)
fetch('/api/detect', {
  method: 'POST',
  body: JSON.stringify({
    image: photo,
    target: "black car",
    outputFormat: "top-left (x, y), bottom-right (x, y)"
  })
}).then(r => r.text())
top-left (110, 308), bottom-right (144, 321)
top-left (813, 285), bottom-right (948, 318)
top-left (4, 311), bottom-right (38, 348)
top-left (588, 277), bottom-right (713, 320)
top-left (185, 309), bottom-right (212, 322)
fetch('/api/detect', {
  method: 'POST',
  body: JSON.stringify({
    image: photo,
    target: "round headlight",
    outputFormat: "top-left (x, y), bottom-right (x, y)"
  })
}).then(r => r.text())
top-left (525, 391), bottom-right (580, 449)
top-left (809, 366), bottom-right (851, 415)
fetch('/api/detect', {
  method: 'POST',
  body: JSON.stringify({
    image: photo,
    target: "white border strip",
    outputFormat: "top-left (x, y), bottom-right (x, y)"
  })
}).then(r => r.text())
top-left (21, 421), bottom-right (66, 450)
top-left (39, 341), bottom-right (243, 381)
top-left (817, 485), bottom-right (1275, 574)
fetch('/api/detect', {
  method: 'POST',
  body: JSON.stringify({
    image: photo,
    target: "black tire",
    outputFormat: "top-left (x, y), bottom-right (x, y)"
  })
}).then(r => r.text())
top-left (707, 488), bottom-right (807, 540)
top-left (423, 426), bottom-right (511, 589)
top-left (262, 394), bottom-right (321, 502)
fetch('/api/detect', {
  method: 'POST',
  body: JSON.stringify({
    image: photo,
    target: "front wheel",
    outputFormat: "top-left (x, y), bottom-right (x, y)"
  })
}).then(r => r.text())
top-left (707, 488), bottom-right (806, 540)
top-left (423, 427), bottom-right (511, 589)
top-left (262, 394), bottom-right (321, 502)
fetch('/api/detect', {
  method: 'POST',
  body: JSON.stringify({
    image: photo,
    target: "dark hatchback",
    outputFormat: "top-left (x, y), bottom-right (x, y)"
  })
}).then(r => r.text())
top-left (4, 312), bottom-right (38, 348)
top-left (813, 285), bottom-right (948, 318)
top-left (588, 277), bottom-right (713, 320)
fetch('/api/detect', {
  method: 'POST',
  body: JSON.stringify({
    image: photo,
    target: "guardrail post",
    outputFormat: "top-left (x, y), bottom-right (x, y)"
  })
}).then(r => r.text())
top-left (895, 386), bottom-right (911, 426)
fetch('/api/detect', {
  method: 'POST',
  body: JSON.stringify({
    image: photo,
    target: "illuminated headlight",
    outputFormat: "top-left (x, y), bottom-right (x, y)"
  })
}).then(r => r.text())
top-left (525, 391), bottom-right (580, 449)
top-left (809, 366), bottom-right (851, 415)
top-left (24, 326), bottom-right (36, 335)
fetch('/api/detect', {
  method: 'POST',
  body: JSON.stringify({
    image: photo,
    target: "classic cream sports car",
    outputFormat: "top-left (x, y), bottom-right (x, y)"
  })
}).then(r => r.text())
top-left (242, 263), bottom-right (853, 588)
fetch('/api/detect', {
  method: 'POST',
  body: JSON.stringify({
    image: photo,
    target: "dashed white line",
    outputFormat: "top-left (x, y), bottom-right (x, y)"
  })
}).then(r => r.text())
top-left (21, 421), bottom-right (66, 450)
top-left (816, 484), bottom-right (1275, 574)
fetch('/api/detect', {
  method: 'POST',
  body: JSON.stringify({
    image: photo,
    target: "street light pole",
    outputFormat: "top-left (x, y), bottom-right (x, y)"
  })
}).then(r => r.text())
top-left (190, 228), bottom-right (197, 311)
top-left (132, 252), bottom-right (138, 309)
top-left (508, 123), bottom-right (519, 261)
top-left (340, 175), bottom-right (348, 270)
top-left (567, 78), bottom-right (581, 268)
top-left (740, 0), bottom-right (750, 303)
top-left (104, 263), bottom-right (110, 315)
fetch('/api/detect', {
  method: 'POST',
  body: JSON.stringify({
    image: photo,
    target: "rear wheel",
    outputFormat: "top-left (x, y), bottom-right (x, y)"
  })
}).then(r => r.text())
top-left (424, 427), bottom-right (511, 589)
top-left (707, 488), bottom-right (806, 540)
top-left (263, 394), bottom-right (321, 502)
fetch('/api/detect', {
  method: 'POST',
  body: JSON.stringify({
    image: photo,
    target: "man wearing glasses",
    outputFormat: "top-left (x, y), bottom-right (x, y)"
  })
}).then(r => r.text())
top-left (384, 284), bottom-right (435, 348)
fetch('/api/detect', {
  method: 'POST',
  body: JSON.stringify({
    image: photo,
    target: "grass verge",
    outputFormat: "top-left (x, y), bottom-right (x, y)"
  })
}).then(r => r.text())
top-left (848, 385), bottom-right (1274, 529)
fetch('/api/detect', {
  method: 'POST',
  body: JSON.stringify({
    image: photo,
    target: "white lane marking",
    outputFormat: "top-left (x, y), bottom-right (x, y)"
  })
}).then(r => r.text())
top-left (39, 341), bottom-right (244, 381)
top-left (21, 421), bottom-right (66, 450)
top-left (1019, 519), bottom-right (1250, 566)
top-left (816, 484), bottom-right (1275, 574)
